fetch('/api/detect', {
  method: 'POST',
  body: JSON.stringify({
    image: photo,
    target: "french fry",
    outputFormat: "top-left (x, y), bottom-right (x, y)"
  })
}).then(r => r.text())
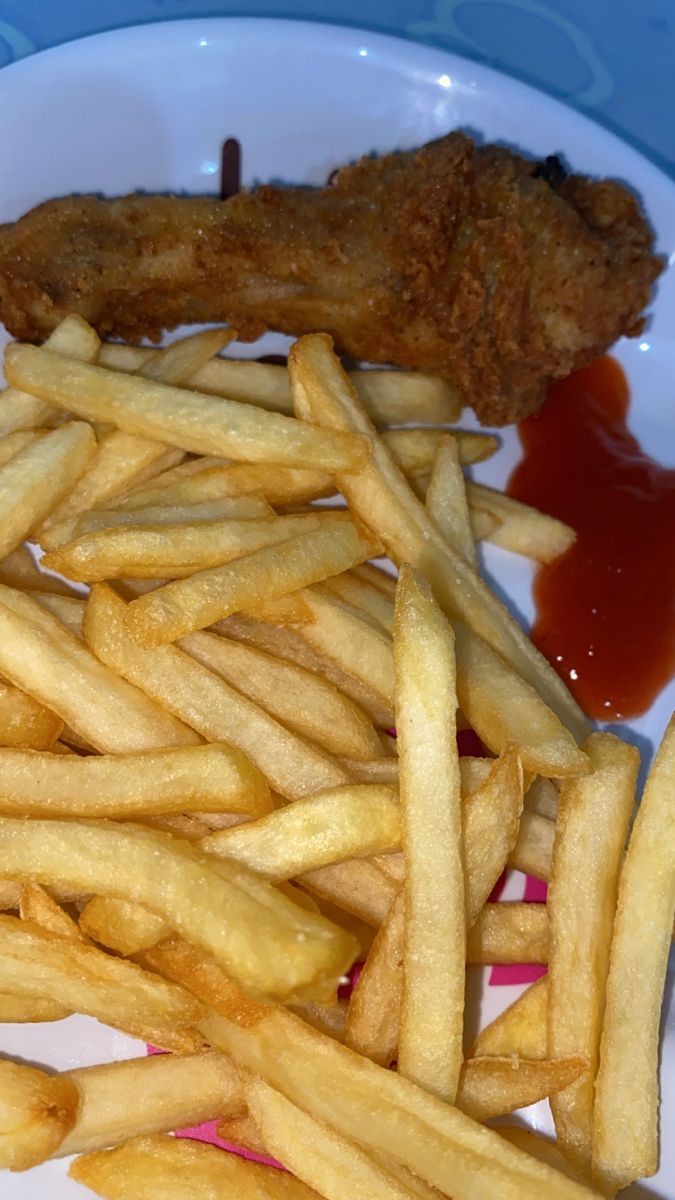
top-left (352, 561), bottom-right (396, 599)
top-left (394, 565), bottom-right (465, 1102)
top-left (299, 858), bottom-right (397, 927)
top-left (470, 976), bottom-right (548, 1059)
top-left (216, 1112), bottom-right (268, 1156)
top-left (426, 435), bottom-right (476, 564)
top-left (0, 1058), bottom-right (78, 1170)
top-left (33, 591), bottom-right (85, 637)
top-left (290, 998), bottom-right (348, 1043)
top-left (245, 591), bottom-right (316, 626)
top-left (0, 992), bottom-right (70, 1023)
top-left (383, 427), bottom-right (499, 472)
top-left (19, 882), bottom-right (86, 941)
top-left (548, 733), bottom-right (639, 1173)
top-left (58, 1052), bottom-right (243, 1158)
top-left (79, 896), bottom-right (171, 956)
top-left (0, 679), bottom-right (63, 749)
top-left (44, 511), bottom-right (353, 582)
top-left (345, 891), bottom-right (404, 1067)
top-left (124, 520), bottom-right (380, 645)
top-left (181, 630), bottom-right (382, 762)
top-left (0, 743), bottom-right (271, 819)
top-left (69, 1133), bottom-right (324, 1199)
top-left (466, 482), bottom-right (576, 563)
top-left (131, 327), bottom-right (238, 385)
top-left (592, 716), bottom-right (675, 1192)
top-left (525, 774), bottom-right (559, 821)
top-left (499, 1127), bottom-right (585, 1183)
top-left (202, 785), bottom-right (400, 880)
top-left (0, 314), bottom-right (100, 437)
top-left (321, 570), bottom-right (394, 633)
top-left (458, 1055), bottom-right (586, 1122)
top-left (0, 544), bottom-right (79, 595)
top-left (466, 902), bottom-right (549, 965)
top-left (0, 421), bottom-right (95, 559)
top-left (288, 333), bottom-right (589, 745)
top-left (0, 585), bottom-right (200, 752)
top-left (0, 818), bottom-right (357, 1002)
top-left (114, 461), bottom-right (335, 510)
top-left (463, 745), bottom-right (524, 923)
top-left (339, 757), bottom-right (398, 784)
top-left (509, 809), bottom-right (555, 880)
top-left (5, 344), bottom-right (371, 472)
top-left (85, 584), bottom-right (350, 800)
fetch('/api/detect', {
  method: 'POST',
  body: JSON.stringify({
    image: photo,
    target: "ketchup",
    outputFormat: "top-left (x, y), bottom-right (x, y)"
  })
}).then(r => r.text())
top-left (508, 356), bottom-right (675, 721)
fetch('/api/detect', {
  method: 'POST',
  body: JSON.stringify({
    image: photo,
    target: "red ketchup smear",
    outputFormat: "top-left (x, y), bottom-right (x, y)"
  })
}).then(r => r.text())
top-left (508, 356), bottom-right (675, 721)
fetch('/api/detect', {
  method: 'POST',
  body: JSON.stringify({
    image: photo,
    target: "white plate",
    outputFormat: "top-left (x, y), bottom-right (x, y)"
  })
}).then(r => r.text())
top-left (0, 18), bottom-right (672, 1199)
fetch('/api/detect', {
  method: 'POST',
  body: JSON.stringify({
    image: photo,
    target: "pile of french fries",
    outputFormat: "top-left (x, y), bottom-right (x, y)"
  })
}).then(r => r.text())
top-left (0, 314), bottom-right (672, 1199)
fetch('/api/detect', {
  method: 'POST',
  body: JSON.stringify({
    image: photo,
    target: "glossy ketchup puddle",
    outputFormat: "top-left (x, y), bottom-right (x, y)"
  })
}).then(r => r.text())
top-left (508, 356), bottom-right (675, 721)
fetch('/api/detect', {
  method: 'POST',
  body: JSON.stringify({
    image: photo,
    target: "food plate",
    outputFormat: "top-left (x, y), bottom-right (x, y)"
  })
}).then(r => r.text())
top-left (0, 17), bottom-right (673, 1198)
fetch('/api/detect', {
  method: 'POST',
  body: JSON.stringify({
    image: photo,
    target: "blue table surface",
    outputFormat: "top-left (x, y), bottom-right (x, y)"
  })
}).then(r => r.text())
top-left (1, 1), bottom-right (674, 178)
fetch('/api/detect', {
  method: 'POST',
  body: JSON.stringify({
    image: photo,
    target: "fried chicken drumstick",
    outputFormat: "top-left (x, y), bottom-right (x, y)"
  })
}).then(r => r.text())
top-left (0, 132), bottom-right (661, 424)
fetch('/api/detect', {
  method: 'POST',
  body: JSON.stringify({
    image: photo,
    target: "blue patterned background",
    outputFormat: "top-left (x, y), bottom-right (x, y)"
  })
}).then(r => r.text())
top-left (1, 1), bottom-right (674, 177)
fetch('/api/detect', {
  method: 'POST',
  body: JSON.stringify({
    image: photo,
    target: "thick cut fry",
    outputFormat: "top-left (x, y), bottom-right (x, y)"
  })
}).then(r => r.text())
top-left (548, 733), bottom-right (639, 1173)
top-left (85, 584), bottom-right (349, 800)
top-left (0, 743), bottom-right (271, 819)
top-left (592, 716), bottom-right (675, 1192)
top-left (5, 344), bottom-right (370, 472)
top-left (394, 565), bottom-right (465, 1102)
top-left (79, 896), bottom-right (171, 956)
top-left (470, 977), bottom-right (548, 1059)
top-left (0, 679), bottom-right (63, 749)
top-left (124, 520), bottom-right (380, 644)
top-left (0, 421), bottom-right (95, 558)
top-left (466, 902), bottom-right (549, 964)
top-left (202, 785), bottom-right (400, 880)
top-left (44, 511), bottom-right (352, 582)
top-left (0, 991), bottom-right (70, 1022)
top-left (69, 1133), bottom-right (324, 1199)
top-left (181, 630), bottom-right (382, 762)
top-left (0, 916), bottom-right (201, 1047)
top-left (458, 1055), bottom-right (585, 1122)
top-left (19, 882), bottom-right (85, 941)
top-left (426, 435), bottom-right (476, 564)
top-left (59, 1052), bottom-right (243, 1158)
top-left (150, 939), bottom-right (598, 1200)
top-left (345, 891), bottom-right (404, 1067)
top-left (0, 819), bottom-right (357, 1002)
top-left (0, 1058), bottom-right (78, 1170)
top-left (509, 809), bottom-right (555, 880)
top-left (466, 482), bottom-right (576, 563)
top-left (0, 585), bottom-right (199, 752)
top-left (0, 314), bottom-right (100, 437)
top-left (289, 333), bottom-right (589, 744)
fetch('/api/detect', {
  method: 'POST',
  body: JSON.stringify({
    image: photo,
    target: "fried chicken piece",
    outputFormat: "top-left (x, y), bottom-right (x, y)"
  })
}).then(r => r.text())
top-left (0, 133), bottom-right (661, 424)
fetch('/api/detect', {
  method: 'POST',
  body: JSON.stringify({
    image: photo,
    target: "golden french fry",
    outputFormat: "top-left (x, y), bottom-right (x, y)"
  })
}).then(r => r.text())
top-left (69, 1133), bottom-right (324, 1199)
top-left (352, 561), bottom-right (396, 598)
top-left (202, 785), bottom-right (400, 880)
top-left (0, 1058), bottom-right (78, 1170)
top-left (59, 1052), bottom-right (243, 1158)
top-left (244, 591), bottom-right (316, 626)
top-left (19, 882), bottom-right (86, 941)
top-left (466, 902), bottom-right (549, 965)
top-left (0, 421), bottom-right (95, 558)
top-left (498, 1127), bottom-right (585, 1183)
top-left (458, 1056), bottom-right (586, 1123)
top-left (124, 520), bottom-right (380, 645)
top-left (5, 343), bottom-right (370, 473)
top-left (339, 756), bottom-right (398, 784)
top-left (216, 1112), bottom-right (268, 1156)
top-left (79, 896), bottom-right (171, 956)
top-left (0, 430), bottom-right (44, 468)
top-left (0, 818), bottom-right (357, 1002)
top-left (0, 314), bottom-right (100, 437)
top-left (470, 976), bottom-right (548, 1060)
top-left (321, 570), bottom-right (394, 633)
top-left (85, 584), bottom-right (349, 800)
top-left (383, 427), bottom-right (499, 473)
top-left (592, 716), bottom-right (675, 1192)
top-left (0, 743), bottom-right (271, 819)
top-left (394, 565), bottom-right (465, 1102)
top-left (466, 482), bottom-right (576, 563)
top-left (463, 746), bottom-right (524, 923)
top-left (0, 544), bottom-right (78, 595)
top-left (290, 998), bottom-right (348, 1043)
top-left (509, 810), bottom-right (555, 880)
top-left (345, 890), bottom-right (404, 1067)
top-left (426, 435), bottom-right (476, 564)
top-left (0, 585), bottom-right (199, 752)
top-left (548, 733), bottom-right (639, 1173)
top-left (0, 679), bottom-right (63, 749)
top-left (299, 858), bottom-right (397, 927)
top-left (132, 327), bottom-right (237, 385)
top-left (0, 991), bottom-right (70, 1022)
top-left (288, 333), bottom-right (589, 745)
top-left (115, 460), bottom-right (335, 510)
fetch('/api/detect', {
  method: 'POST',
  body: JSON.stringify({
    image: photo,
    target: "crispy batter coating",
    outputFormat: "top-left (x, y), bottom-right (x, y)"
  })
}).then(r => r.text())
top-left (0, 133), bottom-right (661, 424)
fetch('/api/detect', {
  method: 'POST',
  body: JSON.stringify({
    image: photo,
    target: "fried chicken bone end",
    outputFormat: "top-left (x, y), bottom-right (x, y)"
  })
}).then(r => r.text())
top-left (0, 133), bottom-right (661, 424)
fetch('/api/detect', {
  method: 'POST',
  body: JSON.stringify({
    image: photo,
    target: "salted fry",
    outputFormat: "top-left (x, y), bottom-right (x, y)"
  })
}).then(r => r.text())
top-left (458, 1056), bottom-right (585, 1122)
top-left (0, 1058), bottom-right (78, 1170)
top-left (394, 565), bottom-right (465, 1102)
top-left (132, 327), bottom-right (237, 385)
top-left (0, 743), bottom-right (271, 819)
top-left (0, 680), bottom-right (63, 749)
top-left (0, 992), bottom-right (70, 1023)
top-left (300, 857), bottom-right (397, 927)
top-left (463, 745), bottom-right (524, 923)
top-left (548, 733), bottom-right (639, 1172)
top-left (115, 460), bottom-right (335, 510)
top-left (19, 882), bottom-right (85, 941)
top-left (466, 902), bottom-right (549, 964)
top-left (470, 977), bottom-right (548, 1059)
top-left (0, 421), bottom-right (95, 559)
top-left (426, 434), bottom-right (476, 564)
top-left (79, 896), bottom-right (170, 955)
top-left (345, 891), bottom-right (404, 1067)
top-left (0, 314), bottom-right (100, 437)
top-left (509, 809), bottom-right (555, 879)
top-left (466, 482), bottom-right (576, 563)
top-left (592, 716), bottom-right (675, 1192)
top-left (383, 427), bottom-right (499, 472)
top-left (321, 570), bottom-right (394, 633)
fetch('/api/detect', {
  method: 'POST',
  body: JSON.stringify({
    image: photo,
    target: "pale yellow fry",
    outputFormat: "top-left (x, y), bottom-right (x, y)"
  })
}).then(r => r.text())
top-left (0, 915), bottom-right (201, 1047)
top-left (79, 896), bottom-right (171, 957)
top-left (0, 1057), bottom-right (78, 1170)
top-left (85, 584), bottom-right (349, 801)
top-left (59, 1052), bottom-right (242, 1158)
top-left (45, 511), bottom-right (352, 582)
top-left (0, 743), bottom-right (271, 819)
top-left (383, 428), bottom-right (499, 472)
top-left (0, 819), bottom-right (356, 1002)
top-left (217, 1111), bottom-right (269, 1156)
top-left (426, 435), bottom-right (476, 565)
top-left (0, 991), bottom-right (70, 1022)
top-left (395, 565), bottom-right (465, 1103)
top-left (458, 1056), bottom-right (586, 1123)
top-left (499, 1128), bottom-right (585, 1184)
top-left (352, 561), bottom-right (397, 599)
top-left (70, 1133), bottom-right (323, 1199)
top-left (345, 890), bottom-right (404, 1067)
top-left (339, 757), bottom-right (398, 784)
top-left (464, 746), bottom-right (524, 923)
top-left (592, 716), bottom-right (675, 1192)
top-left (0, 314), bottom-right (100, 437)
top-left (135, 328), bottom-right (237, 384)
top-left (34, 592), bottom-right (85, 637)
top-left (248, 1075), bottom-right (440, 1200)
top-left (0, 678), bottom-right (63, 749)
top-left (470, 977), bottom-right (548, 1059)
top-left (466, 482), bottom-right (576, 563)
top-left (509, 810), bottom-right (555, 880)
top-left (42, 494), bottom-right (273, 551)
top-left (0, 421), bottom-right (94, 558)
top-left (467, 902), bottom-right (549, 964)
top-left (0, 585), bottom-right (199, 752)
top-left (114, 460), bottom-right (335, 510)
top-left (5, 343), bottom-right (370, 473)
top-left (19, 882), bottom-right (85, 941)
top-left (548, 733), bottom-right (639, 1173)
top-left (202, 785), bottom-right (400, 880)
top-left (289, 333), bottom-right (589, 744)
top-left (300, 857), bottom-right (397, 927)
top-left (125, 521), bottom-right (380, 645)
top-left (0, 430), bottom-right (41, 468)
top-left (182, 629), bottom-right (382, 761)
top-left (322, 571), bottom-right (394, 634)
